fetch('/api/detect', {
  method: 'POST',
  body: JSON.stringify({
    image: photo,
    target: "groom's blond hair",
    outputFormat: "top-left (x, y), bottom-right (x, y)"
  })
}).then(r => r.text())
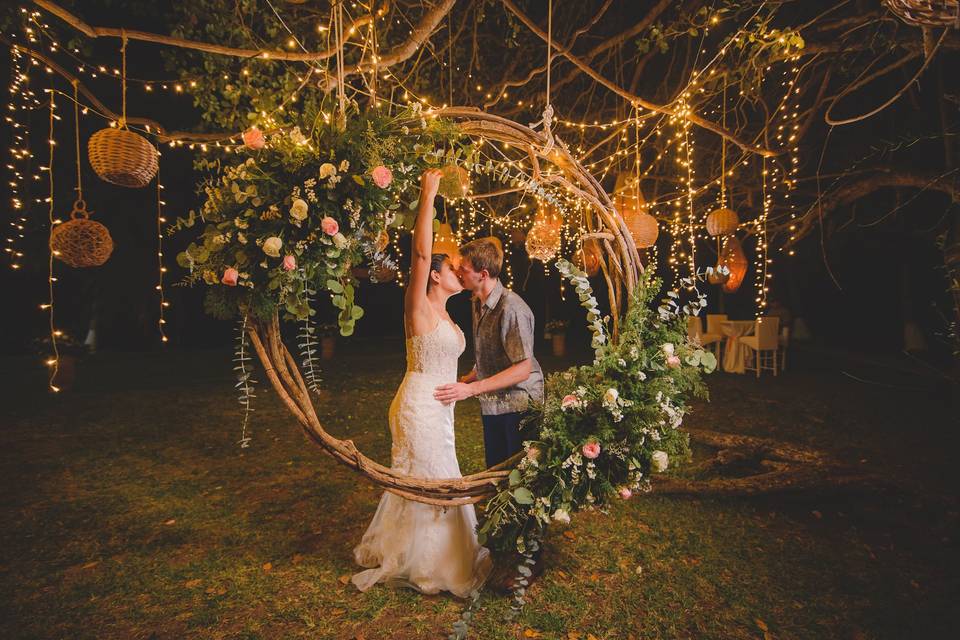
top-left (460, 237), bottom-right (503, 279)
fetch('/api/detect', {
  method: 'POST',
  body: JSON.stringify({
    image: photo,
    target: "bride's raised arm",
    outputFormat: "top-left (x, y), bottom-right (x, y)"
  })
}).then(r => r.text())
top-left (404, 169), bottom-right (443, 328)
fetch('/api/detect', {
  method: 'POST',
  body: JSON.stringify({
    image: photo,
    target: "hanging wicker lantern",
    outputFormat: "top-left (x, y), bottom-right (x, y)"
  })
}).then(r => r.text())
top-left (614, 172), bottom-right (658, 248)
top-left (719, 236), bottom-right (748, 293)
top-left (88, 127), bottom-right (159, 188)
top-left (50, 200), bottom-right (114, 268)
top-left (438, 163), bottom-right (470, 199)
top-left (433, 222), bottom-right (460, 261)
top-left (706, 207), bottom-right (739, 236)
top-left (525, 211), bottom-right (561, 263)
top-left (577, 238), bottom-right (603, 277)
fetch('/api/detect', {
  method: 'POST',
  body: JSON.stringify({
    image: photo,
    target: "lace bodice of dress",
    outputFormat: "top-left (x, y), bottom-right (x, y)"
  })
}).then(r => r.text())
top-left (405, 319), bottom-right (465, 379)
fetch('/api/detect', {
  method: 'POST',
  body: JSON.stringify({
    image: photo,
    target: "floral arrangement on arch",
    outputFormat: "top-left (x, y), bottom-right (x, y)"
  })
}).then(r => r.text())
top-left (170, 106), bottom-right (473, 335)
top-left (471, 261), bottom-right (717, 616)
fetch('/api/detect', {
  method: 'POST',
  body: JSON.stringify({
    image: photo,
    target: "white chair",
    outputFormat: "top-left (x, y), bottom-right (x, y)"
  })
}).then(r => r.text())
top-left (778, 326), bottom-right (791, 372)
top-left (686, 316), bottom-right (703, 343)
top-left (741, 316), bottom-right (780, 377)
top-left (700, 314), bottom-right (727, 358)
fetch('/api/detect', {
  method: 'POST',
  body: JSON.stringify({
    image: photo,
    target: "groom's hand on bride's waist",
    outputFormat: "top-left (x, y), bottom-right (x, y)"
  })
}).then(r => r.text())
top-left (434, 381), bottom-right (476, 404)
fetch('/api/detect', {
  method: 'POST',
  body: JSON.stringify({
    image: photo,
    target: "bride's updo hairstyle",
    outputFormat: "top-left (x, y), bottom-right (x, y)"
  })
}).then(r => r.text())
top-left (426, 253), bottom-right (450, 291)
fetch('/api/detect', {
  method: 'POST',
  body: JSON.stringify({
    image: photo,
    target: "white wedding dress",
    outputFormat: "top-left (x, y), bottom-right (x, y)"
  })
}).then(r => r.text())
top-left (352, 318), bottom-right (492, 597)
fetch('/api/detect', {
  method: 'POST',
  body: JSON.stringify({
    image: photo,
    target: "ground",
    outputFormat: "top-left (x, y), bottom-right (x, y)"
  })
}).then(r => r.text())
top-left (0, 338), bottom-right (956, 639)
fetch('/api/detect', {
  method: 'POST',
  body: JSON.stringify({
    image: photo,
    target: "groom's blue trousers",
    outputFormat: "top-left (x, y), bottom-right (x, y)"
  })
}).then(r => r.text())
top-left (481, 412), bottom-right (528, 468)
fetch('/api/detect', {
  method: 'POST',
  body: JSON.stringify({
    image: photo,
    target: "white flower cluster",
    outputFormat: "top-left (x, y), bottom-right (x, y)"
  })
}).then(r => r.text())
top-left (601, 387), bottom-right (634, 423)
top-left (655, 391), bottom-right (685, 430)
top-left (561, 451), bottom-right (583, 485)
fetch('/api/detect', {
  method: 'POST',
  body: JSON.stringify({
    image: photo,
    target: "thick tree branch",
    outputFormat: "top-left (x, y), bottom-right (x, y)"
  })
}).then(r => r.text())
top-left (319, 0), bottom-right (457, 92)
top-left (789, 168), bottom-right (960, 241)
top-left (500, 0), bottom-right (777, 157)
top-left (32, 0), bottom-right (383, 61)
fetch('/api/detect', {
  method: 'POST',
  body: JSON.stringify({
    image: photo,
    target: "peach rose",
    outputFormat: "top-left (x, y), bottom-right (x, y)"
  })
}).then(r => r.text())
top-left (282, 255), bottom-right (296, 271)
top-left (221, 267), bottom-right (239, 286)
top-left (242, 127), bottom-right (265, 150)
top-left (582, 442), bottom-right (601, 459)
top-left (666, 355), bottom-right (681, 369)
top-left (618, 487), bottom-right (633, 500)
top-left (561, 394), bottom-right (580, 411)
top-left (321, 216), bottom-right (339, 236)
top-left (371, 165), bottom-right (393, 188)
top-left (526, 447), bottom-right (541, 461)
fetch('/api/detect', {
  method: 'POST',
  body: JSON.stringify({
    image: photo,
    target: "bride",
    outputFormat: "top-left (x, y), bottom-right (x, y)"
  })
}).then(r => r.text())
top-left (352, 169), bottom-right (492, 597)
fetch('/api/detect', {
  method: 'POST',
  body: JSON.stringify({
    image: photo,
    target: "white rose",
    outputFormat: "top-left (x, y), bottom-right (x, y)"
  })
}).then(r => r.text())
top-left (603, 387), bottom-right (619, 405)
top-left (339, 159), bottom-right (350, 172)
top-left (651, 450), bottom-right (669, 473)
top-left (552, 509), bottom-right (571, 524)
top-left (637, 371), bottom-right (647, 381)
top-left (262, 236), bottom-right (282, 257)
top-left (332, 232), bottom-right (349, 249)
top-left (290, 198), bottom-right (308, 221)
top-left (662, 343), bottom-right (675, 356)
top-left (319, 163), bottom-right (337, 179)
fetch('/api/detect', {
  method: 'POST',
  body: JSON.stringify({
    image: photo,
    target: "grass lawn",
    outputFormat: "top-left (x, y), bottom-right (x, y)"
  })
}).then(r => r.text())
top-left (0, 339), bottom-right (956, 639)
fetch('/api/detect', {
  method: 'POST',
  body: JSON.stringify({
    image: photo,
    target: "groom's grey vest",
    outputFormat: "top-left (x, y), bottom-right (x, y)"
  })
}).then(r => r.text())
top-left (471, 280), bottom-right (544, 415)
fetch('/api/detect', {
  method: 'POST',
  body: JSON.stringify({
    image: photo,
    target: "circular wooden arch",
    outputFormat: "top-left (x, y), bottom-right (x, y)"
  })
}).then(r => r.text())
top-left (247, 108), bottom-right (643, 506)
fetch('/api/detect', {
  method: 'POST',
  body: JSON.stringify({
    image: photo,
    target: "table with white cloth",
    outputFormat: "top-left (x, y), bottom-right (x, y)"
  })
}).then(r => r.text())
top-left (721, 320), bottom-right (756, 373)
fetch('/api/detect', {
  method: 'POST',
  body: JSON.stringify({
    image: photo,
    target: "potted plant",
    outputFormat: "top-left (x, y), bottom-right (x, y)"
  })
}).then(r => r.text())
top-left (34, 333), bottom-right (89, 392)
top-left (545, 319), bottom-right (569, 357)
top-left (318, 323), bottom-right (339, 360)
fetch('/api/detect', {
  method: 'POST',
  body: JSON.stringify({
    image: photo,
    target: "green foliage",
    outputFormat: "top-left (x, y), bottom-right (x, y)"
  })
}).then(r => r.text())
top-left (171, 107), bottom-right (473, 333)
top-left (478, 266), bottom-right (714, 559)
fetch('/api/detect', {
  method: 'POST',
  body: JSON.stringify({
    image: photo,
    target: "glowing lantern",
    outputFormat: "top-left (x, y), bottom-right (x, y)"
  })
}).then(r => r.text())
top-left (577, 238), bottom-right (603, 277)
top-left (525, 210), bottom-right (561, 262)
top-left (433, 222), bottom-right (460, 263)
top-left (614, 173), bottom-right (658, 248)
top-left (706, 207), bottom-right (739, 236)
top-left (719, 236), bottom-right (748, 293)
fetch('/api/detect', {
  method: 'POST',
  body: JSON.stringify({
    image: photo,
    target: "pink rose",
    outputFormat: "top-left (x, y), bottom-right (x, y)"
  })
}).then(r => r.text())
top-left (666, 355), bottom-right (681, 369)
top-left (242, 127), bottom-right (265, 150)
top-left (561, 394), bottom-right (580, 411)
top-left (371, 165), bottom-right (393, 188)
top-left (526, 447), bottom-right (541, 461)
top-left (618, 487), bottom-right (633, 500)
top-left (321, 216), bottom-right (339, 236)
top-left (221, 267), bottom-right (239, 286)
top-left (282, 255), bottom-right (296, 271)
top-left (582, 442), bottom-right (601, 459)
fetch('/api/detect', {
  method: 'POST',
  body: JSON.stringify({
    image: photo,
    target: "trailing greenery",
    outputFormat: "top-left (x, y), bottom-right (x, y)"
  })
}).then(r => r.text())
top-left (479, 262), bottom-right (714, 557)
top-left (171, 106), bottom-right (472, 335)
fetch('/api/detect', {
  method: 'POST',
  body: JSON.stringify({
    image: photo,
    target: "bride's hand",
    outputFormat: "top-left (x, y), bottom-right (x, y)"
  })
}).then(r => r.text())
top-left (420, 168), bottom-right (443, 200)
top-left (434, 381), bottom-right (474, 404)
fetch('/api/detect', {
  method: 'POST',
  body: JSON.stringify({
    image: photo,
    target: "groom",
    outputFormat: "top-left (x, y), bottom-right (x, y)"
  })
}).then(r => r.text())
top-left (434, 238), bottom-right (544, 468)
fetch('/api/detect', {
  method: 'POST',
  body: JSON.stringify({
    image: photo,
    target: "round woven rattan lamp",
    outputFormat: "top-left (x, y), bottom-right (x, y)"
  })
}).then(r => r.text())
top-left (88, 127), bottom-right (159, 188)
top-left (88, 36), bottom-right (158, 188)
top-left (706, 207), bottom-right (739, 236)
top-left (50, 200), bottom-right (113, 268)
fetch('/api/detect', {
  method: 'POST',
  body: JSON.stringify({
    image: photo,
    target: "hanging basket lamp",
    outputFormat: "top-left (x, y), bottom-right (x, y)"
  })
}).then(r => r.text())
top-left (438, 163), bottom-right (470, 200)
top-left (577, 238), bottom-right (603, 277)
top-left (706, 207), bottom-right (740, 237)
top-left (614, 172), bottom-right (658, 249)
top-left (88, 126), bottom-right (159, 188)
top-left (433, 221), bottom-right (460, 261)
top-left (50, 200), bottom-right (114, 268)
top-left (525, 210), bottom-right (561, 262)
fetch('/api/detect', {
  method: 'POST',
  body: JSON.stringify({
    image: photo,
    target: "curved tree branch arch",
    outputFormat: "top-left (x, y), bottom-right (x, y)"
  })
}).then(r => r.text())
top-left (246, 108), bottom-right (642, 506)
